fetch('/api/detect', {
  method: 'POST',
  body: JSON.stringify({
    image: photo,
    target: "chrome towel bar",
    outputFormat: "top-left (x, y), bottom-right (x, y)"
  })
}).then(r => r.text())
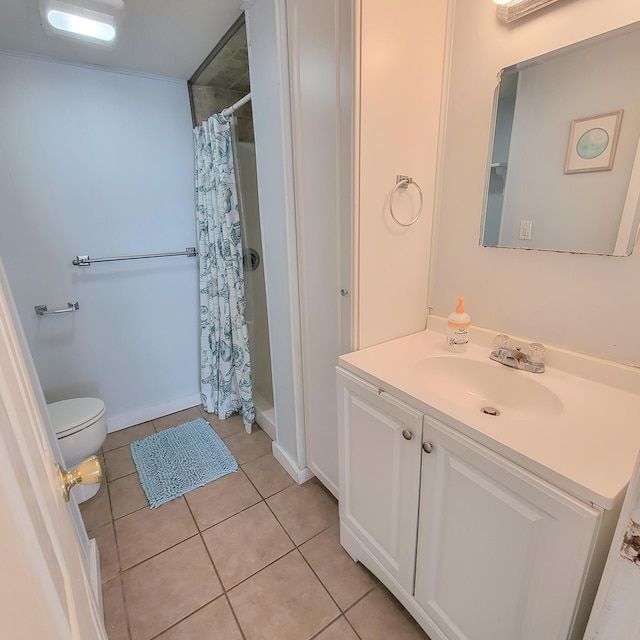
top-left (35, 302), bottom-right (79, 316)
top-left (72, 247), bottom-right (197, 267)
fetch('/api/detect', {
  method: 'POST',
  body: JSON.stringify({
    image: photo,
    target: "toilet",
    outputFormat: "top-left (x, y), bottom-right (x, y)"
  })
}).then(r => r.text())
top-left (48, 397), bottom-right (107, 504)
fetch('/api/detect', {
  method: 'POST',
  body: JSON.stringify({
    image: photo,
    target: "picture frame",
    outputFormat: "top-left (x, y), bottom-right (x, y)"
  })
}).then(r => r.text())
top-left (565, 110), bottom-right (623, 174)
top-left (496, 0), bottom-right (564, 24)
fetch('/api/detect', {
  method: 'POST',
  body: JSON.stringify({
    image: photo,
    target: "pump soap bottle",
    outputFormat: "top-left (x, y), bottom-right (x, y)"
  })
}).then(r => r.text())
top-left (446, 296), bottom-right (470, 352)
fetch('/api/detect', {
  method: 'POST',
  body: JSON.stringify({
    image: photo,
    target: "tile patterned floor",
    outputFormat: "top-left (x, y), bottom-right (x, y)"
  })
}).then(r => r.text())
top-left (81, 406), bottom-right (430, 640)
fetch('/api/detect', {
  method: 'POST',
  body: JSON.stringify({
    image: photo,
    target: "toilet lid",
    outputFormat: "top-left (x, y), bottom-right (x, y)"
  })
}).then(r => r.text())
top-left (48, 398), bottom-right (106, 437)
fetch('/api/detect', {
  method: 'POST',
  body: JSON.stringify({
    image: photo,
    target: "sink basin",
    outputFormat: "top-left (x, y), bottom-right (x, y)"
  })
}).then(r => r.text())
top-left (415, 356), bottom-right (563, 420)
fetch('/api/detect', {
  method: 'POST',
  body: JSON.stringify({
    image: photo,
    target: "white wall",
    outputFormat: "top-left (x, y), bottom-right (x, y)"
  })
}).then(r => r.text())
top-left (357, 0), bottom-right (448, 349)
top-left (0, 53), bottom-right (200, 429)
top-left (431, 0), bottom-right (640, 366)
top-left (244, 0), bottom-right (309, 480)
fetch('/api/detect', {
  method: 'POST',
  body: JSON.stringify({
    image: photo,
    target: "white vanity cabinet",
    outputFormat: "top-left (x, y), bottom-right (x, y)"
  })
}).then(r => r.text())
top-left (337, 367), bottom-right (602, 640)
top-left (337, 368), bottom-right (423, 592)
top-left (416, 416), bottom-right (600, 640)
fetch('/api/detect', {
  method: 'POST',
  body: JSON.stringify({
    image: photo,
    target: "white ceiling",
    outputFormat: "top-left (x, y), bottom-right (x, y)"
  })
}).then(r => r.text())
top-left (0, 0), bottom-right (244, 79)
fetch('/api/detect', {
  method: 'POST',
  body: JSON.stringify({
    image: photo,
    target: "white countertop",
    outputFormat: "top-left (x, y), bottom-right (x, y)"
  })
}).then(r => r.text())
top-left (339, 328), bottom-right (640, 510)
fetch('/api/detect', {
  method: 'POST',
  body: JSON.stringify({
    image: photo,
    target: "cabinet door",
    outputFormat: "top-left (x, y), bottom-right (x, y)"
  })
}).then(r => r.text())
top-left (337, 368), bottom-right (422, 591)
top-left (415, 416), bottom-right (599, 640)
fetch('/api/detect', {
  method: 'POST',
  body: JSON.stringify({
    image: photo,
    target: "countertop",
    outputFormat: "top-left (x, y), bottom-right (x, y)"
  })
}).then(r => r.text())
top-left (339, 328), bottom-right (640, 510)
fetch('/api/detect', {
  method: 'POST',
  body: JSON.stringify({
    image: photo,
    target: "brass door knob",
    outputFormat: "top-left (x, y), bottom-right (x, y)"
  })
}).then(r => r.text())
top-left (56, 455), bottom-right (103, 502)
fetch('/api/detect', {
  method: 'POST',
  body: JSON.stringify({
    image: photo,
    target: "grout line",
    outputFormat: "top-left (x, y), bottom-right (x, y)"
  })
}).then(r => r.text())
top-left (91, 410), bottom-right (381, 640)
top-left (307, 615), bottom-right (347, 640)
top-left (106, 507), bottom-right (133, 640)
top-left (236, 468), bottom-right (293, 500)
top-left (307, 614), bottom-right (364, 640)
top-left (187, 466), bottom-right (342, 627)
top-left (221, 544), bottom-right (297, 593)
top-left (256, 486), bottom-right (348, 620)
top-left (137, 467), bottom-right (235, 640)
top-left (295, 539), bottom-right (346, 613)
top-left (183, 494), bottom-right (249, 640)
top-left (117, 529), bottom-right (200, 573)
top-left (194, 467), bottom-right (298, 593)
top-left (147, 594), bottom-right (229, 640)
top-left (108, 465), bottom-right (285, 534)
top-left (103, 573), bottom-right (133, 640)
top-left (341, 585), bottom-right (377, 615)
top-left (345, 616), bottom-right (364, 640)
top-left (194, 499), bottom-right (261, 534)
top-left (119, 573), bottom-right (134, 640)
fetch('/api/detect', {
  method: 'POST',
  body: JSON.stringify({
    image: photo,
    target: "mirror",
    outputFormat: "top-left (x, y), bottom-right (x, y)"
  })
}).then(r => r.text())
top-left (481, 22), bottom-right (640, 256)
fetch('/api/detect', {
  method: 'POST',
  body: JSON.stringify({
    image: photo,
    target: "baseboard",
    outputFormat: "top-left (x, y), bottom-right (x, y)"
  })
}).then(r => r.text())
top-left (107, 393), bottom-right (201, 432)
top-left (255, 413), bottom-right (276, 440)
top-left (253, 393), bottom-right (276, 440)
top-left (88, 538), bottom-right (103, 617)
top-left (272, 441), bottom-right (314, 485)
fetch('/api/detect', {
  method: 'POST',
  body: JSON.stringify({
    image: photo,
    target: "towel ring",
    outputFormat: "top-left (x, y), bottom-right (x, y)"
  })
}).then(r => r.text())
top-left (389, 175), bottom-right (423, 227)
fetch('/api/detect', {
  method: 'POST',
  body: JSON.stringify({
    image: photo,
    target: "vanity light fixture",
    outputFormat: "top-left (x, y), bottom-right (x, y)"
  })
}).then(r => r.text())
top-left (40, 0), bottom-right (124, 44)
top-left (493, 0), bottom-right (564, 23)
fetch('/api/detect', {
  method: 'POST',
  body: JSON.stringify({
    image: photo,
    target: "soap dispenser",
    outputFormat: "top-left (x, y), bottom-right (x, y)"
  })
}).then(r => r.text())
top-left (446, 296), bottom-right (470, 352)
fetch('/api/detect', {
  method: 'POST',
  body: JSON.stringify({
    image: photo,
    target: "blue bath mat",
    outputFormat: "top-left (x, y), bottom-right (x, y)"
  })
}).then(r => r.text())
top-left (130, 418), bottom-right (238, 509)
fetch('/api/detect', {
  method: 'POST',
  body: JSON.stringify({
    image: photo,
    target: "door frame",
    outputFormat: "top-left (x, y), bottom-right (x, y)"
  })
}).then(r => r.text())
top-left (584, 449), bottom-right (640, 638)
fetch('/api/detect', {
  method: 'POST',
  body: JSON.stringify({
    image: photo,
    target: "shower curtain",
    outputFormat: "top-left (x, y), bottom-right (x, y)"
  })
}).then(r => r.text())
top-left (194, 113), bottom-right (255, 432)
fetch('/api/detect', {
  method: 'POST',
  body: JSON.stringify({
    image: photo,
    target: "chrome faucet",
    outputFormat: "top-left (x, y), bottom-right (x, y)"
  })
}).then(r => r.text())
top-left (489, 334), bottom-right (545, 374)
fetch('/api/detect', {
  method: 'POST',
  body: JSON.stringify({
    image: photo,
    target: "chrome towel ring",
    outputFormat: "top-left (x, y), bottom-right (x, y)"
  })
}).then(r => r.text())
top-left (389, 174), bottom-right (423, 227)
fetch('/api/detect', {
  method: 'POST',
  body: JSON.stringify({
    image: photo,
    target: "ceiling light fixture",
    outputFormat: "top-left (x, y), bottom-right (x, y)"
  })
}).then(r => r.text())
top-left (47, 9), bottom-right (115, 41)
top-left (40, 0), bottom-right (124, 45)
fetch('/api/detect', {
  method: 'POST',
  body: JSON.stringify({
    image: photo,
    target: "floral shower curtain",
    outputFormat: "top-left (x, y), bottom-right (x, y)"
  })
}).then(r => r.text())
top-left (194, 113), bottom-right (255, 432)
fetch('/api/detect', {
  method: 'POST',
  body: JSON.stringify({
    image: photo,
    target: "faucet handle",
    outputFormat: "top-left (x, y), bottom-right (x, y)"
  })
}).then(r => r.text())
top-left (527, 342), bottom-right (545, 364)
top-left (493, 334), bottom-right (510, 349)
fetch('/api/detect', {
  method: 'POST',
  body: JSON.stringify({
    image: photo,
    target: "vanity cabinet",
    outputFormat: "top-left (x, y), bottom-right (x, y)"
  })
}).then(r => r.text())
top-left (337, 367), bottom-right (601, 640)
top-left (416, 416), bottom-right (599, 640)
top-left (337, 368), bottom-right (423, 592)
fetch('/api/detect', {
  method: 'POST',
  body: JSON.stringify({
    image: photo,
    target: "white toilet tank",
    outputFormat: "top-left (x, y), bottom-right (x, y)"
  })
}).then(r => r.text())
top-left (48, 398), bottom-right (107, 503)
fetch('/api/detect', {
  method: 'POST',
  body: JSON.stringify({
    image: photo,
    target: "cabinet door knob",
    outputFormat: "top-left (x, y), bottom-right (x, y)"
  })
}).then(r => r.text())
top-left (422, 442), bottom-right (433, 454)
top-left (402, 429), bottom-right (413, 440)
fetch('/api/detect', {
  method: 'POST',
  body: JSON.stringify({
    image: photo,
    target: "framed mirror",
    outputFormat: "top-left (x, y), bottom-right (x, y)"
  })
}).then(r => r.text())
top-left (481, 22), bottom-right (640, 256)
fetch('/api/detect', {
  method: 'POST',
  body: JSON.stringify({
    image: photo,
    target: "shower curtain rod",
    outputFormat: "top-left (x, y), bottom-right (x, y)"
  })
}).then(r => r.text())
top-left (221, 92), bottom-right (252, 119)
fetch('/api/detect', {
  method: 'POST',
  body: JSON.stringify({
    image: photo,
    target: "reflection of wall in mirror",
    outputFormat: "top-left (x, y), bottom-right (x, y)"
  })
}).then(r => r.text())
top-left (500, 29), bottom-right (640, 254)
top-left (485, 86), bottom-right (516, 246)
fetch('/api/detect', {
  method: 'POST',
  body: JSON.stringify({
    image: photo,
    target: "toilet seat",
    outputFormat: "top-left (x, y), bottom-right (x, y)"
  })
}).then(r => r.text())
top-left (48, 398), bottom-right (106, 438)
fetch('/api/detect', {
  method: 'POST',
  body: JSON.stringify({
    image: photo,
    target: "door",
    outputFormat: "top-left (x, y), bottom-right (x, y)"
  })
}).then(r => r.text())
top-left (337, 368), bottom-right (422, 592)
top-left (584, 449), bottom-right (640, 639)
top-left (0, 261), bottom-right (106, 639)
top-left (415, 415), bottom-right (599, 640)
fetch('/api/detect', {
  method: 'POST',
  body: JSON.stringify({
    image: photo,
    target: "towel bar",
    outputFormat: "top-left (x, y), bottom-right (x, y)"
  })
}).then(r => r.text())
top-left (35, 302), bottom-right (79, 316)
top-left (72, 247), bottom-right (197, 267)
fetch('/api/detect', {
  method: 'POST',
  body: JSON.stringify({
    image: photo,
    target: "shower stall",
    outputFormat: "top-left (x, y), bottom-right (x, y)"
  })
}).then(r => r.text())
top-left (190, 17), bottom-right (275, 438)
top-left (234, 140), bottom-right (275, 437)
